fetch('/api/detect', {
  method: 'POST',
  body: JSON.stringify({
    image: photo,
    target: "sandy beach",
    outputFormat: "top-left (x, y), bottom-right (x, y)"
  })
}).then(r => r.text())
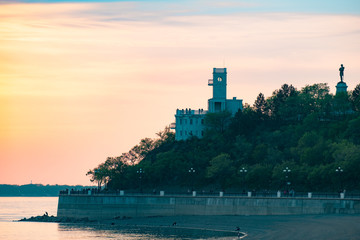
top-left (99, 214), bottom-right (360, 240)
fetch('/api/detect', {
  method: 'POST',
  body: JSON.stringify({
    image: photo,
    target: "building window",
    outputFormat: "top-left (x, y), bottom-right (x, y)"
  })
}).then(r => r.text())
top-left (201, 119), bottom-right (204, 124)
top-left (180, 119), bottom-right (182, 124)
top-left (190, 119), bottom-right (193, 125)
top-left (180, 131), bottom-right (182, 136)
top-left (201, 131), bottom-right (204, 136)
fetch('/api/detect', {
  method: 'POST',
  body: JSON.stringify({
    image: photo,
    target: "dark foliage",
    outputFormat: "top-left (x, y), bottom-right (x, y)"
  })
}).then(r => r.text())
top-left (88, 83), bottom-right (360, 193)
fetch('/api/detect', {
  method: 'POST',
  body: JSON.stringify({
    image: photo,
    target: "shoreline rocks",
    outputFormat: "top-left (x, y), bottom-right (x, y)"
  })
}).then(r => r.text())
top-left (18, 214), bottom-right (95, 223)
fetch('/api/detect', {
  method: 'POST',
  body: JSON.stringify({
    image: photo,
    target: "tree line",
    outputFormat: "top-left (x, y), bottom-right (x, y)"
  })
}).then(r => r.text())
top-left (0, 184), bottom-right (90, 196)
top-left (87, 83), bottom-right (360, 193)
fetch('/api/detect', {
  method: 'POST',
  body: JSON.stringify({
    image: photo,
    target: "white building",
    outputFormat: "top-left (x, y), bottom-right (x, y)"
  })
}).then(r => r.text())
top-left (172, 68), bottom-right (243, 141)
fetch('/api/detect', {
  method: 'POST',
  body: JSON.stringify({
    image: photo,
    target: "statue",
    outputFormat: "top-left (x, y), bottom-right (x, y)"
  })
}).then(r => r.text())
top-left (339, 64), bottom-right (345, 82)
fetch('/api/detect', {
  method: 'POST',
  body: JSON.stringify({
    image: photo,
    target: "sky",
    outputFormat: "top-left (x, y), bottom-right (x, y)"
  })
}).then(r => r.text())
top-left (1, 0), bottom-right (359, 185)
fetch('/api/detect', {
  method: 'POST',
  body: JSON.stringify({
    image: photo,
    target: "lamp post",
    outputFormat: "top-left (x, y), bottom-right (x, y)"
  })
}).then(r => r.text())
top-left (283, 167), bottom-right (291, 196)
top-left (188, 168), bottom-right (195, 192)
top-left (335, 166), bottom-right (344, 192)
top-left (239, 167), bottom-right (247, 194)
top-left (137, 168), bottom-right (144, 193)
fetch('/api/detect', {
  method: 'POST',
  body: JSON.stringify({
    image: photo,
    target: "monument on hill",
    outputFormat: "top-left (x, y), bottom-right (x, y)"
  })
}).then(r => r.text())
top-left (336, 64), bottom-right (348, 95)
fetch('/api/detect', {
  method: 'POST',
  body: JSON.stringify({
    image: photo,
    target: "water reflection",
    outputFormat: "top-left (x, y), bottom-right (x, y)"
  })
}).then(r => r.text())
top-left (0, 197), bottom-right (58, 222)
top-left (0, 222), bottom-right (60, 240)
top-left (0, 197), bottom-right (239, 240)
top-left (58, 223), bottom-right (237, 240)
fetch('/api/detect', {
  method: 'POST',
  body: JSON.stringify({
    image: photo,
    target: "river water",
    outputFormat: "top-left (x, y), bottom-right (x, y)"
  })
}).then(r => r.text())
top-left (0, 197), bottom-right (235, 240)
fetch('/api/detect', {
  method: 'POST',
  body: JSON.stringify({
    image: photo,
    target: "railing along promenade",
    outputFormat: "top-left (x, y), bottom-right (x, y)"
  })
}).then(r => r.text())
top-left (59, 189), bottom-right (360, 200)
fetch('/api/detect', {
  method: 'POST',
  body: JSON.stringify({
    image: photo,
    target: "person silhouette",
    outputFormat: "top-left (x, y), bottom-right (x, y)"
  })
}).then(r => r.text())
top-left (339, 64), bottom-right (345, 82)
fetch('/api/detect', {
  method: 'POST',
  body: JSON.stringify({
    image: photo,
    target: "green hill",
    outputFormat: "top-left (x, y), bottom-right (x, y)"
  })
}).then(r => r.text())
top-left (88, 83), bottom-right (360, 193)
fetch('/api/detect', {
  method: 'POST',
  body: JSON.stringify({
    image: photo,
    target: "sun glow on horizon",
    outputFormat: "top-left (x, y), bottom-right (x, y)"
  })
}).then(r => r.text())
top-left (0, 1), bottom-right (359, 185)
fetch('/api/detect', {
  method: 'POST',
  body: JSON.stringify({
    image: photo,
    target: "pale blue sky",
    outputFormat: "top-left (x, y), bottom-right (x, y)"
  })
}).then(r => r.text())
top-left (1, 0), bottom-right (360, 14)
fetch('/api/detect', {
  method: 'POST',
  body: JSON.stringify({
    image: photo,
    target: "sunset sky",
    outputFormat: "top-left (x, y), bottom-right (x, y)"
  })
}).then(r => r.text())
top-left (1, 0), bottom-right (360, 185)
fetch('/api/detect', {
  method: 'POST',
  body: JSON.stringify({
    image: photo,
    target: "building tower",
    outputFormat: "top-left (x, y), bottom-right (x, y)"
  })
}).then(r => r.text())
top-left (172, 67), bottom-right (242, 141)
top-left (208, 68), bottom-right (227, 112)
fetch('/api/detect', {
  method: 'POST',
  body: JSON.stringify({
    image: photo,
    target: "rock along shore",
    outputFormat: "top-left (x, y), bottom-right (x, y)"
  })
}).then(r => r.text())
top-left (18, 214), bottom-right (96, 223)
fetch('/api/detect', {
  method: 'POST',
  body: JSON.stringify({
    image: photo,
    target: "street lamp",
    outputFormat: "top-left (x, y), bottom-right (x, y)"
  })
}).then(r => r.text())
top-left (283, 167), bottom-right (291, 196)
top-left (239, 167), bottom-right (247, 194)
top-left (239, 167), bottom-right (247, 174)
top-left (188, 168), bottom-right (195, 192)
top-left (335, 166), bottom-right (344, 192)
top-left (335, 166), bottom-right (343, 173)
top-left (137, 168), bottom-right (144, 193)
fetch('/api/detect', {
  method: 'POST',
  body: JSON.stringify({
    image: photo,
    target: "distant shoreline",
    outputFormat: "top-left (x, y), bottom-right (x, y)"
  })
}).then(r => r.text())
top-left (0, 184), bottom-right (91, 197)
top-left (0, 195), bottom-right (59, 197)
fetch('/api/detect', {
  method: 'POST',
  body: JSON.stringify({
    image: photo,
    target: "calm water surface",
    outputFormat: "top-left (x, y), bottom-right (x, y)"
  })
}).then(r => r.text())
top-left (0, 197), bottom-right (234, 240)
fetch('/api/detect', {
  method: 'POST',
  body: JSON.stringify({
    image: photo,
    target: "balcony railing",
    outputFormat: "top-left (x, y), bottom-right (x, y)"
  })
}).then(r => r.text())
top-left (208, 79), bottom-right (213, 85)
top-left (59, 189), bottom-right (360, 200)
top-left (176, 109), bottom-right (207, 115)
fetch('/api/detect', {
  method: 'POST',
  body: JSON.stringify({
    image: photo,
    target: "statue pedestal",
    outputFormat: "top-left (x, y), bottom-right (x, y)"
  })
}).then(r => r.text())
top-left (336, 81), bottom-right (348, 95)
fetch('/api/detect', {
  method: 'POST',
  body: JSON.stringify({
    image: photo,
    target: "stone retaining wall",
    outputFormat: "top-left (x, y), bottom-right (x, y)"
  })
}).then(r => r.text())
top-left (57, 195), bottom-right (360, 220)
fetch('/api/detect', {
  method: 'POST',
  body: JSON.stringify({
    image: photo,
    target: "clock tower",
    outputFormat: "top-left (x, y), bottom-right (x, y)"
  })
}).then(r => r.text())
top-left (208, 68), bottom-right (227, 112)
top-left (212, 68), bottom-right (227, 99)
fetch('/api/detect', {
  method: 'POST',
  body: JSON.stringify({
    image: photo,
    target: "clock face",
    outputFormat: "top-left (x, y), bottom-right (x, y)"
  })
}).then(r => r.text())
top-left (217, 77), bottom-right (222, 82)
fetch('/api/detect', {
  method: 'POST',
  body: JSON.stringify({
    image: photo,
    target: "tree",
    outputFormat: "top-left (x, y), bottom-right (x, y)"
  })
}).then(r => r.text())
top-left (206, 153), bottom-right (235, 190)
top-left (119, 126), bottom-right (175, 165)
top-left (251, 144), bottom-right (268, 165)
top-left (86, 158), bottom-right (113, 189)
top-left (350, 84), bottom-right (360, 112)
top-left (253, 93), bottom-right (268, 116)
top-left (204, 111), bottom-right (232, 134)
top-left (230, 136), bottom-right (253, 165)
top-left (229, 106), bottom-right (260, 137)
top-left (107, 157), bottom-right (128, 190)
top-left (294, 131), bottom-right (329, 166)
top-left (246, 164), bottom-right (272, 190)
top-left (155, 126), bottom-right (175, 144)
top-left (299, 83), bottom-right (331, 118)
top-left (267, 84), bottom-right (298, 119)
top-left (344, 116), bottom-right (360, 144)
top-left (148, 150), bottom-right (188, 187)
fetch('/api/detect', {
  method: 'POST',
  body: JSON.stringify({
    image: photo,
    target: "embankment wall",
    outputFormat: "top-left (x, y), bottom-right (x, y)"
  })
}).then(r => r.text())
top-left (57, 195), bottom-right (360, 220)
